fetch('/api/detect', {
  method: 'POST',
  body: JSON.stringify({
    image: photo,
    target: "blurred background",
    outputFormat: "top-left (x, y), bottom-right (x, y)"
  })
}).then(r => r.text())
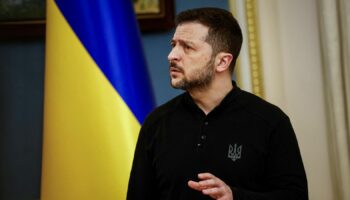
top-left (1, 0), bottom-right (349, 199)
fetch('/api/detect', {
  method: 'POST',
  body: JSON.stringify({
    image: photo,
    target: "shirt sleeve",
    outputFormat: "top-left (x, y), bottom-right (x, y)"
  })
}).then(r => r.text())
top-left (233, 116), bottom-right (308, 200)
top-left (127, 122), bottom-right (157, 200)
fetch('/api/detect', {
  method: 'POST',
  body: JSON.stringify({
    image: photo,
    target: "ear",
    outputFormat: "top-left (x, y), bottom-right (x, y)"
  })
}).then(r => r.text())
top-left (215, 52), bottom-right (233, 73)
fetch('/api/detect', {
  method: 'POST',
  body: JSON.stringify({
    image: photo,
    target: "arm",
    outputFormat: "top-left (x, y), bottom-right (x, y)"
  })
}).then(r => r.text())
top-left (127, 124), bottom-right (157, 200)
top-left (232, 116), bottom-right (308, 200)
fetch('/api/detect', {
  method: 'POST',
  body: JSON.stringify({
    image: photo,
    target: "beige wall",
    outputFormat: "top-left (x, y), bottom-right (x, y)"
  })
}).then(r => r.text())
top-left (257, 0), bottom-right (335, 199)
top-left (232, 0), bottom-right (336, 199)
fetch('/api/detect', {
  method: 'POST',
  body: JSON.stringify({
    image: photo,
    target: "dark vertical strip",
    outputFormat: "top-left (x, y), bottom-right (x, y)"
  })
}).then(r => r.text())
top-left (0, 39), bottom-right (45, 200)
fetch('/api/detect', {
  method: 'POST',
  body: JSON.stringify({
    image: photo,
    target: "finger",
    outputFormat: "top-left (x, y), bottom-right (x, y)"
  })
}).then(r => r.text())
top-left (198, 173), bottom-right (225, 187)
top-left (189, 179), bottom-right (217, 190)
top-left (198, 172), bottom-right (216, 180)
top-left (188, 180), bottom-right (202, 191)
top-left (198, 178), bottom-right (218, 188)
top-left (202, 187), bottom-right (221, 196)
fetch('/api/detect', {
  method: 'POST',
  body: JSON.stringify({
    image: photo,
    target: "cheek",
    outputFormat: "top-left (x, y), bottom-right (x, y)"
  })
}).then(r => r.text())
top-left (183, 53), bottom-right (212, 73)
top-left (184, 65), bottom-right (202, 78)
top-left (203, 55), bottom-right (213, 64)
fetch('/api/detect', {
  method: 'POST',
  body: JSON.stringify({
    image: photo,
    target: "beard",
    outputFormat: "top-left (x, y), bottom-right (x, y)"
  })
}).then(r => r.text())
top-left (170, 57), bottom-right (215, 91)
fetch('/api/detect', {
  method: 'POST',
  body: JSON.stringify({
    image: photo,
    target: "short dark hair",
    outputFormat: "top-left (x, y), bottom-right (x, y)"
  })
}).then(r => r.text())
top-left (176, 7), bottom-right (243, 73)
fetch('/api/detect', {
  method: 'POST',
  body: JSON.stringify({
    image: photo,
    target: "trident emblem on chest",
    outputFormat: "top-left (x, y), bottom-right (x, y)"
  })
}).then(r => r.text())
top-left (228, 144), bottom-right (242, 162)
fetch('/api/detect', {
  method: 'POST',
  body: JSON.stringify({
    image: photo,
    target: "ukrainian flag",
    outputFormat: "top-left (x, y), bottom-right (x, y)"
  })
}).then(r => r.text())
top-left (41, 0), bottom-right (155, 199)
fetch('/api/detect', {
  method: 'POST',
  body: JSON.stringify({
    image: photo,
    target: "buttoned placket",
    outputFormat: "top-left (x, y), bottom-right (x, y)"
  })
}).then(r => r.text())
top-left (197, 117), bottom-right (209, 149)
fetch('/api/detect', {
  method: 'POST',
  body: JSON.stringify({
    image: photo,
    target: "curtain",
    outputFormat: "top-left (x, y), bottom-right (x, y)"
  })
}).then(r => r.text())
top-left (318, 0), bottom-right (350, 199)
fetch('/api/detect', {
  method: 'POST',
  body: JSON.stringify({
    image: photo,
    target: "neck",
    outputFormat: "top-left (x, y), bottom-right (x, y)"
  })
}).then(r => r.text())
top-left (188, 77), bottom-right (233, 115)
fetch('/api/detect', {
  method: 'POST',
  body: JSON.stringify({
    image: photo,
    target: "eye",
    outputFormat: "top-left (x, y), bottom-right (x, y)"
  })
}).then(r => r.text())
top-left (183, 43), bottom-right (193, 51)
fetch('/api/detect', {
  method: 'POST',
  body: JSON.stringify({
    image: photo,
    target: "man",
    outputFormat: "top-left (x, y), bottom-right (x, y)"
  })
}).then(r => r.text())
top-left (127, 7), bottom-right (308, 200)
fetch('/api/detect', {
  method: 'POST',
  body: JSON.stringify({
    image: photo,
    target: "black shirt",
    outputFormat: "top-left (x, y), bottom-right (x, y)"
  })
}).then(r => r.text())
top-left (127, 83), bottom-right (308, 200)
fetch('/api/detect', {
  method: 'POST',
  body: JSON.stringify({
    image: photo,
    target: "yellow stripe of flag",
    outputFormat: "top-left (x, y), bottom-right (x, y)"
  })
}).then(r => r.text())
top-left (41, 0), bottom-right (144, 199)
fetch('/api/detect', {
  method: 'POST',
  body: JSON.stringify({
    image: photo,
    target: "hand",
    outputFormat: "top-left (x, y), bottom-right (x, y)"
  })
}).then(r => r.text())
top-left (188, 173), bottom-right (233, 200)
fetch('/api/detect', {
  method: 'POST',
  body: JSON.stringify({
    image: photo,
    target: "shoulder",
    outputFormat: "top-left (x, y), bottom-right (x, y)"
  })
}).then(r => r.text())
top-left (237, 89), bottom-right (289, 126)
top-left (142, 92), bottom-right (186, 127)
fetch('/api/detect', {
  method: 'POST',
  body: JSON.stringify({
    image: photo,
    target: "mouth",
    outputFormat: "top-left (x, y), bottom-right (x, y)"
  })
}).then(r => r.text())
top-left (170, 67), bottom-right (181, 73)
top-left (169, 62), bottom-right (183, 72)
top-left (170, 66), bottom-right (183, 78)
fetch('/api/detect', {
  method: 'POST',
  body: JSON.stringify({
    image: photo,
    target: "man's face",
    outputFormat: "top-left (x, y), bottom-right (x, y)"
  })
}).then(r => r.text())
top-left (168, 22), bottom-right (215, 90)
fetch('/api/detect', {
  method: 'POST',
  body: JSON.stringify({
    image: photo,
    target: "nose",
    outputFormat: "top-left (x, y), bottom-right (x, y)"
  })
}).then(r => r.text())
top-left (168, 46), bottom-right (180, 63)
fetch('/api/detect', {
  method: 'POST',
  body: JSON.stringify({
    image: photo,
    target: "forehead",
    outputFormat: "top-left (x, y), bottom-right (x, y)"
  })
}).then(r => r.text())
top-left (173, 22), bottom-right (209, 42)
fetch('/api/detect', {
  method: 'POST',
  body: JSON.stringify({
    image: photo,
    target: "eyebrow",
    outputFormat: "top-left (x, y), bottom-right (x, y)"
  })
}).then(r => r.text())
top-left (171, 39), bottom-right (196, 47)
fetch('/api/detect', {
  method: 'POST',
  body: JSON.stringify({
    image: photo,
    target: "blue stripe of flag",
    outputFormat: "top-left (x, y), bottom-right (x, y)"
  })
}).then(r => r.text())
top-left (54, 0), bottom-right (155, 123)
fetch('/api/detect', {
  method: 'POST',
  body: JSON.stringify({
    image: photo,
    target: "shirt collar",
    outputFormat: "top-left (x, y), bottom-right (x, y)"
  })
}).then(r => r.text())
top-left (182, 81), bottom-right (241, 115)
